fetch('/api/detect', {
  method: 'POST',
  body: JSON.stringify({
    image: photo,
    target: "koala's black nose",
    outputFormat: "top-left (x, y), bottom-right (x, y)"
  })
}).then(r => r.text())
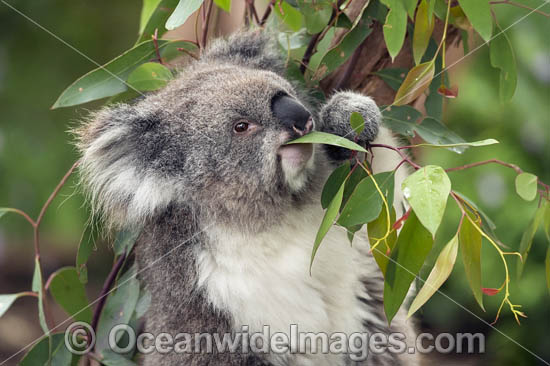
top-left (271, 94), bottom-right (312, 136)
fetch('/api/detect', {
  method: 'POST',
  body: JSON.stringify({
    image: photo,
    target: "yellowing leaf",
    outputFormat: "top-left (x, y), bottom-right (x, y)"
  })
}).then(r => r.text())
top-left (515, 172), bottom-right (538, 202)
top-left (459, 214), bottom-right (484, 310)
top-left (413, 0), bottom-right (435, 65)
top-left (402, 165), bottom-right (451, 237)
top-left (457, 0), bottom-right (493, 43)
top-left (408, 234), bottom-right (458, 316)
top-left (393, 61), bottom-right (435, 106)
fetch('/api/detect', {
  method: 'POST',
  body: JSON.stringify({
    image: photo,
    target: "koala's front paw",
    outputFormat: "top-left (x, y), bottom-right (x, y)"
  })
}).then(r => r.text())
top-left (319, 91), bottom-right (381, 161)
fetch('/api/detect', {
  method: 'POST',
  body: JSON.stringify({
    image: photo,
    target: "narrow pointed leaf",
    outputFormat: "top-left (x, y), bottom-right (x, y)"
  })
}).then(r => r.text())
top-left (321, 162), bottom-right (350, 209)
top-left (373, 68), bottom-right (407, 91)
top-left (165, 0), bottom-right (204, 30)
top-left (408, 234), bottom-right (458, 316)
top-left (413, 0), bottom-right (435, 65)
top-left (297, 0), bottom-right (332, 34)
top-left (411, 138), bottom-right (499, 149)
top-left (402, 165), bottom-right (451, 237)
top-left (311, 182), bottom-right (345, 272)
top-left (382, 1), bottom-right (408, 61)
top-left (49, 267), bottom-right (93, 323)
top-left (20, 334), bottom-right (72, 366)
top-left (138, 0), bottom-right (179, 42)
top-left (286, 131), bottom-right (367, 153)
top-left (516, 204), bottom-right (546, 279)
top-left (545, 246), bottom-right (550, 295)
top-left (459, 215), bottom-right (484, 310)
top-left (457, 0), bottom-right (492, 43)
top-left (382, 105), bottom-right (422, 137)
top-left (482, 287), bottom-right (502, 296)
top-left (490, 25), bottom-right (517, 102)
top-left (393, 61), bottom-right (435, 106)
top-left (415, 117), bottom-right (468, 153)
top-left (0, 293), bottom-right (29, 318)
top-left (515, 172), bottom-right (538, 202)
top-left (32, 257), bottom-right (49, 335)
top-left (384, 211), bottom-right (433, 323)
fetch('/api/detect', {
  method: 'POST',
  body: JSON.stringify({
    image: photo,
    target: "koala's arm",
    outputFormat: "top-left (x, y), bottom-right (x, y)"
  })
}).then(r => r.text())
top-left (317, 91), bottom-right (381, 161)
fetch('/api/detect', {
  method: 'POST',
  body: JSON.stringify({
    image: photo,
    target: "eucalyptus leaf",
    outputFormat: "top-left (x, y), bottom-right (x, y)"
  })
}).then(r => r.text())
top-left (515, 172), bottom-right (538, 201)
top-left (413, 0), bottom-right (435, 65)
top-left (373, 68), bottom-right (407, 91)
top-left (297, 0), bottom-right (332, 34)
top-left (457, 0), bottom-right (493, 43)
top-left (516, 203), bottom-right (546, 279)
top-left (138, 0), bottom-right (179, 42)
top-left (350, 112), bottom-right (365, 135)
top-left (368, 207), bottom-right (398, 276)
top-left (0, 293), bottom-right (26, 318)
top-left (382, 105), bottom-right (422, 137)
top-left (490, 26), bottom-right (517, 102)
top-left (49, 267), bottom-right (93, 323)
top-left (286, 131), bottom-right (367, 153)
top-left (20, 334), bottom-right (72, 366)
top-left (274, 1), bottom-right (303, 32)
top-left (127, 62), bottom-right (173, 91)
top-left (393, 61), bottom-right (435, 106)
top-left (384, 211), bottom-right (433, 323)
top-left (381, 0), bottom-right (408, 61)
top-left (402, 165), bottom-right (451, 237)
top-left (415, 117), bottom-right (467, 153)
top-left (459, 214), bottom-right (484, 310)
top-left (411, 139), bottom-right (499, 149)
top-left (408, 233), bottom-right (458, 316)
top-left (165, 0), bottom-right (204, 30)
top-left (214, 0), bottom-right (231, 12)
top-left (321, 162), bottom-right (350, 209)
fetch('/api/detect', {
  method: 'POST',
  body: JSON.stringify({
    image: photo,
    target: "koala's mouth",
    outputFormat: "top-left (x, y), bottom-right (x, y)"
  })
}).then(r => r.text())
top-left (277, 143), bottom-right (313, 169)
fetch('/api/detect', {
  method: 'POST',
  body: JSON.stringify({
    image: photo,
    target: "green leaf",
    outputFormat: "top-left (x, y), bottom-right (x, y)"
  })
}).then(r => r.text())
top-left (343, 165), bottom-right (369, 205)
top-left (274, 1), bottom-right (304, 32)
top-left (404, 0), bottom-right (419, 18)
top-left (321, 162), bottom-right (350, 209)
top-left (372, 68), bottom-right (407, 91)
top-left (350, 112), bottom-right (365, 135)
top-left (382, 105), bottom-right (422, 137)
top-left (166, 0), bottom-right (204, 30)
top-left (413, 0), bottom-right (435, 65)
top-left (297, 0), bottom-right (332, 34)
top-left (338, 172), bottom-right (395, 228)
top-left (76, 226), bottom-right (96, 284)
top-left (393, 61), bottom-right (435, 106)
top-left (415, 117), bottom-right (467, 153)
top-left (515, 172), bottom-right (538, 201)
top-left (286, 131), bottom-right (368, 152)
top-left (52, 40), bottom-right (197, 108)
top-left (546, 246), bottom-right (550, 295)
top-left (459, 214), bottom-right (484, 310)
top-left (214, 0), bottom-right (231, 12)
top-left (516, 204), bottom-right (546, 279)
top-left (490, 26), bottom-right (517, 102)
top-left (0, 207), bottom-right (11, 220)
top-left (381, 0), bottom-right (408, 61)
top-left (427, 0), bottom-right (435, 21)
top-left (95, 266), bottom-right (140, 354)
top-left (114, 228), bottom-right (142, 257)
top-left (412, 138), bottom-right (499, 149)
top-left (457, 0), bottom-right (492, 43)
top-left (127, 62), bottom-right (173, 91)
top-left (311, 181), bottom-right (346, 273)
top-left (49, 267), bottom-right (93, 324)
top-left (402, 165), bottom-right (451, 237)
top-left (135, 289), bottom-right (152, 319)
top-left (0, 293), bottom-right (29, 318)
top-left (384, 211), bottom-right (433, 323)
top-left (408, 234), bottom-right (458, 316)
top-left (32, 257), bottom-right (49, 335)
top-left (368, 207), bottom-right (398, 275)
top-left (20, 334), bottom-right (72, 366)
top-left (312, 5), bottom-right (373, 81)
top-left (138, 0), bottom-right (179, 42)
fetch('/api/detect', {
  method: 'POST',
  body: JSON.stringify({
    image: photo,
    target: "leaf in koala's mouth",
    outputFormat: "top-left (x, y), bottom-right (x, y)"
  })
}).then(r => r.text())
top-left (285, 131), bottom-right (367, 153)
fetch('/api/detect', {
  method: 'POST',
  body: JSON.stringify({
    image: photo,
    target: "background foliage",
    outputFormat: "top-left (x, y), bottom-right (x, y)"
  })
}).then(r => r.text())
top-left (0, 0), bottom-right (548, 365)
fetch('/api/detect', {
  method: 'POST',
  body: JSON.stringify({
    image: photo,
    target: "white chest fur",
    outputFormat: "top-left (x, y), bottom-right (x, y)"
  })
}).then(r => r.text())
top-left (197, 204), bottom-right (384, 365)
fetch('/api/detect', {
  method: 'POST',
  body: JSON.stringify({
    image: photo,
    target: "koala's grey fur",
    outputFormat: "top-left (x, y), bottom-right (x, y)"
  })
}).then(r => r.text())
top-left (76, 30), bottom-right (418, 366)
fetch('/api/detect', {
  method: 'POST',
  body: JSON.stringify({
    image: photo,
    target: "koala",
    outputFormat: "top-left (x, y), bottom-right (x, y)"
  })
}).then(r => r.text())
top-left (76, 31), bottom-right (418, 365)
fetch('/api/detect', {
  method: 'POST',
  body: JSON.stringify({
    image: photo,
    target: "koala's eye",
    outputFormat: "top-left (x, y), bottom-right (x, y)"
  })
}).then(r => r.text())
top-left (233, 121), bottom-right (250, 134)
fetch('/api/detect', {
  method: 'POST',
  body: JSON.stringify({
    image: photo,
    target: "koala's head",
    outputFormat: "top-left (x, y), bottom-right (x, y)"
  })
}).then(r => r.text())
top-left (76, 31), bottom-right (321, 232)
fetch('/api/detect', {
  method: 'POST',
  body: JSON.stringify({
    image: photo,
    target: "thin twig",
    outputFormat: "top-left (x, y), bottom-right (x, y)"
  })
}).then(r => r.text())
top-left (201, 0), bottom-right (214, 50)
top-left (369, 143), bottom-right (421, 170)
top-left (90, 252), bottom-right (127, 332)
top-left (259, 0), bottom-right (276, 26)
top-left (445, 159), bottom-right (523, 174)
top-left (152, 29), bottom-right (164, 65)
top-left (490, 0), bottom-right (550, 17)
top-left (247, 0), bottom-right (261, 24)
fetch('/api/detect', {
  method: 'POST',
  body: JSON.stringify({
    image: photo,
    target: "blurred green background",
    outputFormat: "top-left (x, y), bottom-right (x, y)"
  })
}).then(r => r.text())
top-left (0, 1), bottom-right (548, 365)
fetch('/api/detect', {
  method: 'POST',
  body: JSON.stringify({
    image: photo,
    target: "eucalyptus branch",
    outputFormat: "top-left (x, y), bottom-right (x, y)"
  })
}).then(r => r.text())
top-left (259, 0), bottom-right (276, 26)
top-left (369, 143), bottom-right (421, 170)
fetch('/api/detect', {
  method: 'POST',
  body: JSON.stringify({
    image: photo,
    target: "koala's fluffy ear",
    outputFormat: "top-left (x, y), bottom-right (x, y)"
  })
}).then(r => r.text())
top-left (75, 104), bottom-right (179, 229)
top-left (203, 30), bottom-right (284, 74)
